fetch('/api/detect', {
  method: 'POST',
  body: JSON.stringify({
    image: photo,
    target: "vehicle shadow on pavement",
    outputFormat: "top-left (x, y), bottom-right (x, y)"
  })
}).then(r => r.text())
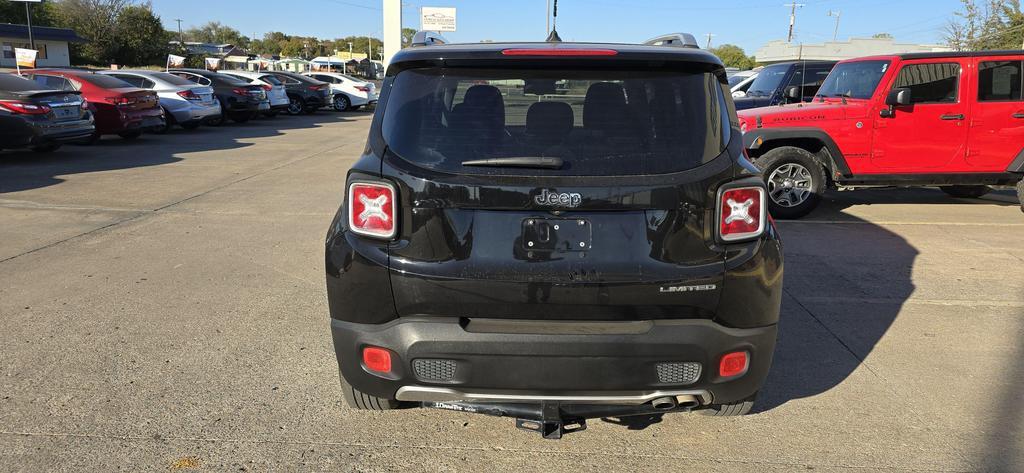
top-left (0, 113), bottom-right (355, 194)
top-left (817, 187), bottom-right (1019, 215)
top-left (756, 209), bottom-right (917, 413)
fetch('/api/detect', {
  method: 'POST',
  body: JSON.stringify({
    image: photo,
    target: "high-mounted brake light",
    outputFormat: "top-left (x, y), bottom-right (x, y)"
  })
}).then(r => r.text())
top-left (348, 182), bottom-right (397, 239)
top-left (501, 48), bottom-right (619, 57)
top-left (719, 351), bottom-right (749, 378)
top-left (718, 186), bottom-right (766, 242)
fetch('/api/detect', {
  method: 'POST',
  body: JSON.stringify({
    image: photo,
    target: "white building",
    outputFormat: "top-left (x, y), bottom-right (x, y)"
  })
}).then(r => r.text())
top-left (0, 24), bottom-right (85, 68)
top-left (755, 37), bottom-right (951, 64)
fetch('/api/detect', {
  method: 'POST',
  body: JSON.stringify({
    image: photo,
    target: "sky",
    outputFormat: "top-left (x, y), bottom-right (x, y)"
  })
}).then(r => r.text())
top-left (149, 0), bottom-right (966, 55)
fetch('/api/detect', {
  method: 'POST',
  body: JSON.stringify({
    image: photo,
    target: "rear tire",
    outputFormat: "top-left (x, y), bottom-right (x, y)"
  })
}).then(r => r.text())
top-left (340, 377), bottom-right (400, 410)
top-left (699, 393), bottom-right (756, 417)
top-left (333, 94), bottom-right (351, 112)
top-left (941, 185), bottom-right (991, 198)
top-left (757, 146), bottom-right (827, 220)
top-left (153, 108), bottom-right (174, 134)
top-left (287, 96), bottom-right (305, 115)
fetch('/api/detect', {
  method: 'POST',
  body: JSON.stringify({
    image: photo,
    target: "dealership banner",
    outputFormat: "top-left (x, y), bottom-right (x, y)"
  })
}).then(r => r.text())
top-left (15, 48), bottom-right (37, 68)
top-left (166, 54), bottom-right (186, 68)
top-left (204, 57), bottom-right (221, 71)
top-left (421, 7), bottom-right (456, 32)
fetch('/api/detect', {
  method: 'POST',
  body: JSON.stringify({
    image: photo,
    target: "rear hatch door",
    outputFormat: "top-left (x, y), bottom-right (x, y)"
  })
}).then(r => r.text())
top-left (377, 65), bottom-right (736, 321)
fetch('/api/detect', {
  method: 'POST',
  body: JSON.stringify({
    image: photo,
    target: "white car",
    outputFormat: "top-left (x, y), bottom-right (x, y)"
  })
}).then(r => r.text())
top-left (218, 71), bottom-right (290, 117)
top-left (730, 73), bottom-right (758, 98)
top-left (304, 72), bottom-right (377, 112)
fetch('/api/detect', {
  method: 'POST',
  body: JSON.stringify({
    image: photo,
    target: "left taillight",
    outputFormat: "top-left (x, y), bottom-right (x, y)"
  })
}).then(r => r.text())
top-left (348, 181), bottom-right (397, 239)
top-left (0, 100), bottom-right (51, 115)
top-left (718, 185), bottom-right (766, 242)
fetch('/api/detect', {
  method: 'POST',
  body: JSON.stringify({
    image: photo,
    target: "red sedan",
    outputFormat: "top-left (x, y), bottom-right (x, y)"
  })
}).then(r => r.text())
top-left (21, 69), bottom-right (164, 143)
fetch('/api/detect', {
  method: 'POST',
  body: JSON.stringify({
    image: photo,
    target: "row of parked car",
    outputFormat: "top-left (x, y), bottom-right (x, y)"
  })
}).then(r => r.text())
top-left (0, 68), bottom-right (378, 153)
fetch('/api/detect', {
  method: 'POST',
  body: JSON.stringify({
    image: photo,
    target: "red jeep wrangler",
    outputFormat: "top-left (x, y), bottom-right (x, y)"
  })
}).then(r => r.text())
top-left (738, 52), bottom-right (1024, 218)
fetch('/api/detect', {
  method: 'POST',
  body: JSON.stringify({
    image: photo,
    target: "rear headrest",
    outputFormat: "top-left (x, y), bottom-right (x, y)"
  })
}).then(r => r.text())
top-left (462, 84), bottom-right (504, 117)
top-left (583, 82), bottom-right (628, 131)
top-left (526, 101), bottom-right (573, 137)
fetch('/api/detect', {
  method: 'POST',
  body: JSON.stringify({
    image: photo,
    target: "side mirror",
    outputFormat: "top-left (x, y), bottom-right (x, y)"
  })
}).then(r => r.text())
top-left (881, 87), bottom-right (912, 118)
top-left (732, 90), bottom-right (747, 98)
top-left (885, 87), bottom-right (912, 106)
top-left (785, 85), bottom-right (802, 102)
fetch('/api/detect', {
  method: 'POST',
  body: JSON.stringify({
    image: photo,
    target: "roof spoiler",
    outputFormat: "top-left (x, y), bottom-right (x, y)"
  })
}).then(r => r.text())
top-left (643, 33), bottom-right (700, 49)
top-left (411, 31), bottom-right (448, 47)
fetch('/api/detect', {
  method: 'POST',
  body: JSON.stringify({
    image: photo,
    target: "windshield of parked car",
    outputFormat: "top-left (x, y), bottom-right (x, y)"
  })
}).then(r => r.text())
top-left (816, 60), bottom-right (891, 99)
top-left (261, 75), bottom-right (283, 86)
top-left (745, 64), bottom-right (789, 97)
top-left (78, 74), bottom-right (135, 89)
top-left (382, 67), bottom-right (731, 176)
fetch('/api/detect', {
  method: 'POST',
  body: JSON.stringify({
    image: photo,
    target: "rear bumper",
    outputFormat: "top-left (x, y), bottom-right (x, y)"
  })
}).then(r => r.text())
top-left (331, 316), bottom-right (777, 406)
top-left (1, 117), bottom-right (95, 148)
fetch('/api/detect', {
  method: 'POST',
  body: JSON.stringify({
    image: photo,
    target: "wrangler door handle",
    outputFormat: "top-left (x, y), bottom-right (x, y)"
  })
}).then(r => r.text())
top-left (940, 114), bottom-right (965, 121)
top-left (1012, 112), bottom-right (1024, 119)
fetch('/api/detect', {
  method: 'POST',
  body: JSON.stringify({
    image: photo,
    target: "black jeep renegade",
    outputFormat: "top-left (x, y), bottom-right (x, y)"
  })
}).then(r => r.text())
top-left (325, 33), bottom-right (784, 438)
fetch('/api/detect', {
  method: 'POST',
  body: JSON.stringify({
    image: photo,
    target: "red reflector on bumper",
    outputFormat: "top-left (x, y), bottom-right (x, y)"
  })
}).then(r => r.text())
top-left (362, 347), bottom-right (392, 373)
top-left (719, 351), bottom-right (749, 378)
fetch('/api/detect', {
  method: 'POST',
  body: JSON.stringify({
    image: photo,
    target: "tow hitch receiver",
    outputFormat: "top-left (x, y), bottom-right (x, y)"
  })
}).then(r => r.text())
top-left (421, 398), bottom-right (697, 439)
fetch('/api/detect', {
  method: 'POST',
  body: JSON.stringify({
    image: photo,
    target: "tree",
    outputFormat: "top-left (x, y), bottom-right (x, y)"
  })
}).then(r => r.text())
top-left (401, 27), bottom-right (417, 48)
top-left (708, 44), bottom-right (757, 70)
top-left (51, 0), bottom-right (170, 66)
top-left (112, 5), bottom-right (169, 65)
top-left (945, 0), bottom-right (1024, 50)
top-left (184, 21), bottom-right (249, 49)
top-left (0, 1), bottom-right (58, 26)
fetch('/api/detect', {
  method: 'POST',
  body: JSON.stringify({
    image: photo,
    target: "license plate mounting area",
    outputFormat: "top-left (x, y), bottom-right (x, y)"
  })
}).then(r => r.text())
top-left (522, 218), bottom-right (592, 252)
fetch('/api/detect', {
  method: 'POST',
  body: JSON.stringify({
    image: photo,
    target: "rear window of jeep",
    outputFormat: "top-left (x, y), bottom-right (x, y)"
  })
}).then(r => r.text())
top-left (381, 68), bottom-right (730, 176)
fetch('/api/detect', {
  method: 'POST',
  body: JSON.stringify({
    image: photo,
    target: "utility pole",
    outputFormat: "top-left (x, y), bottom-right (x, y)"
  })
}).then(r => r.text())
top-left (705, 33), bottom-right (715, 49)
top-left (25, 1), bottom-right (34, 50)
top-left (174, 19), bottom-right (184, 44)
top-left (827, 10), bottom-right (841, 41)
top-left (784, 3), bottom-right (805, 43)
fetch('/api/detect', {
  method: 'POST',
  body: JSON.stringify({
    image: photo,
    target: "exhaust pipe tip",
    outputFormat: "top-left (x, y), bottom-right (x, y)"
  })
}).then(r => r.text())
top-left (675, 395), bottom-right (700, 409)
top-left (650, 396), bottom-right (678, 410)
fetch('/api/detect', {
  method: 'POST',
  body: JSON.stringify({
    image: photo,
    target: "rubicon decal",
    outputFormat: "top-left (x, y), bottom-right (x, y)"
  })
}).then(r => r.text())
top-left (659, 284), bottom-right (718, 293)
top-left (534, 189), bottom-right (582, 208)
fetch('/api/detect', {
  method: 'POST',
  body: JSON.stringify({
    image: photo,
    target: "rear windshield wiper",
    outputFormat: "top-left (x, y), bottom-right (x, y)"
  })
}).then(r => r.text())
top-left (462, 157), bottom-right (564, 170)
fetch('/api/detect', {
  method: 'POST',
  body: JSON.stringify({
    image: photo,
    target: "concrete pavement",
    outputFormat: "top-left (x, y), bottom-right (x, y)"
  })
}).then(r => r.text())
top-left (1, 114), bottom-right (1022, 472)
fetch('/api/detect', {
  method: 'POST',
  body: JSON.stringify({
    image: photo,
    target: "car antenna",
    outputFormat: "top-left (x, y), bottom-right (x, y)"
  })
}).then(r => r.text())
top-left (546, 0), bottom-right (562, 42)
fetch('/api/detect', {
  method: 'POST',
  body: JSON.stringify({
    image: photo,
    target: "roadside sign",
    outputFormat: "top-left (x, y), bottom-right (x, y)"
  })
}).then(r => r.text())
top-left (421, 7), bottom-right (456, 32)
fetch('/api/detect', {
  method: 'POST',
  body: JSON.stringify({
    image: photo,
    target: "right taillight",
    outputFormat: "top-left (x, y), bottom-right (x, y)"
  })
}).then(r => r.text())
top-left (348, 182), bottom-right (397, 239)
top-left (718, 186), bottom-right (766, 242)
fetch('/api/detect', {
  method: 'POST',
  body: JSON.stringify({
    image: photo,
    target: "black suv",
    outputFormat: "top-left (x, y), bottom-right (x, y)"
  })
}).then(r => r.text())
top-left (734, 60), bottom-right (836, 110)
top-left (266, 71), bottom-right (330, 115)
top-left (325, 32), bottom-right (784, 438)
